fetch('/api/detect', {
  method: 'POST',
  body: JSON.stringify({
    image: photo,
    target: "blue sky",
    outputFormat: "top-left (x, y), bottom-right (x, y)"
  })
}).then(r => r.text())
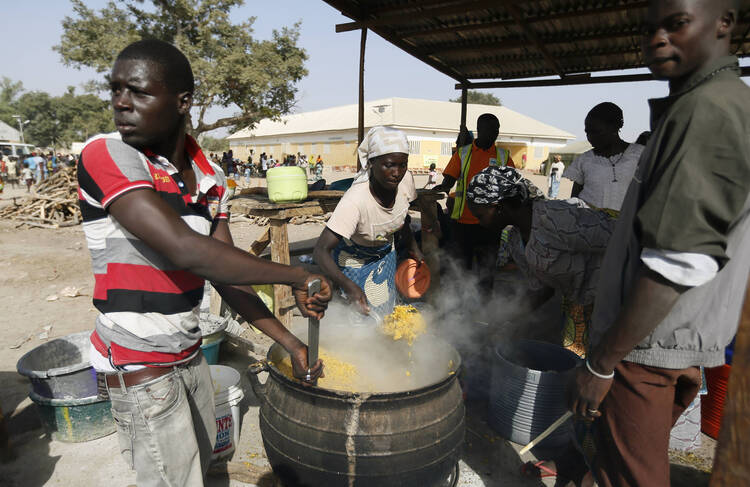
top-left (2, 1), bottom-right (747, 142)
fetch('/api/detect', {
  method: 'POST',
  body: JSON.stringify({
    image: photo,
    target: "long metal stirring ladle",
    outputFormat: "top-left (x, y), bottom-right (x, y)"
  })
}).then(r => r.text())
top-left (307, 279), bottom-right (321, 372)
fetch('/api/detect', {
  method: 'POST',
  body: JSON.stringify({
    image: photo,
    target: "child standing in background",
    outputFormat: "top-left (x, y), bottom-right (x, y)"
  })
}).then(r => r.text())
top-left (424, 163), bottom-right (438, 189)
top-left (21, 163), bottom-right (33, 192)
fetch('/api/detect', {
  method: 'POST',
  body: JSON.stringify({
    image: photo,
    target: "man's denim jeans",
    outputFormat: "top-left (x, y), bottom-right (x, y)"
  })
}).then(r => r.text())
top-left (106, 354), bottom-right (216, 487)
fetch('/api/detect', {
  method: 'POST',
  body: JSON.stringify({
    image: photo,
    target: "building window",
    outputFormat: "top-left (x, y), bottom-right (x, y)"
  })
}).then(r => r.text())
top-left (311, 144), bottom-right (318, 155)
top-left (408, 139), bottom-right (421, 154)
top-left (323, 143), bottom-right (331, 154)
top-left (440, 142), bottom-right (453, 156)
top-left (534, 146), bottom-right (544, 159)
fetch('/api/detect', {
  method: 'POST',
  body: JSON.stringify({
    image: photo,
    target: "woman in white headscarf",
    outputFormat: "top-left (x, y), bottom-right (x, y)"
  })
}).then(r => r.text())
top-left (313, 126), bottom-right (424, 317)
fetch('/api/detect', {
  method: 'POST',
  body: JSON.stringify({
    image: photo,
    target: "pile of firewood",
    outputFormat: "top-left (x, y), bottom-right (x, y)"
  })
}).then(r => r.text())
top-left (0, 166), bottom-right (81, 228)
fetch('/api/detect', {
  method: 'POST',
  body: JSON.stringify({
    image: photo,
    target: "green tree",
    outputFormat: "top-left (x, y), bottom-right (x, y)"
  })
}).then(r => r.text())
top-left (0, 77), bottom-right (25, 128)
top-left (11, 86), bottom-right (113, 147)
top-left (449, 90), bottom-right (502, 106)
top-left (14, 91), bottom-right (56, 146)
top-left (199, 136), bottom-right (229, 153)
top-left (55, 0), bottom-right (308, 137)
top-left (55, 87), bottom-right (114, 142)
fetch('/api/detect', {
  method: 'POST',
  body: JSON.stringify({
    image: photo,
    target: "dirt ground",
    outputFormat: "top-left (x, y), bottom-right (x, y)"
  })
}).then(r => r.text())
top-left (0, 169), bottom-right (714, 486)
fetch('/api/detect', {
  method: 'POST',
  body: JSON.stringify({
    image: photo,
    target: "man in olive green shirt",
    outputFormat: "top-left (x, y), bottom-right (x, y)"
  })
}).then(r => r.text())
top-left (569, 1), bottom-right (750, 486)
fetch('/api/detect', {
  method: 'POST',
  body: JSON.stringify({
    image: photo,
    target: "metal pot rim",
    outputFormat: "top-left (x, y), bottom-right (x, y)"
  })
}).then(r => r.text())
top-left (265, 340), bottom-right (462, 401)
top-left (494, 339), bottom-right (581, 377)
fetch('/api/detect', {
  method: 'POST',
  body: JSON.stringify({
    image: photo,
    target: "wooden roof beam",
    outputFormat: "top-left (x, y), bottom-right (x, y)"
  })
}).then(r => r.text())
top-left (468, 65), bottom-right (634, 81)
top-left (457, 66), bottom-right (750, 88)
top-left (457, 73), bottom-right (653, 88)
top-left (335, 0), bottom-right (500, 33)
top-left (401, 1), bottom-right (649, 39)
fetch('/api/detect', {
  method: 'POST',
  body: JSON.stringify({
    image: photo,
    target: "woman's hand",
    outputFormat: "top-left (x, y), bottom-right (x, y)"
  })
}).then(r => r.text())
top-left (409, 248), bottom-right (425, 266)
top-left (291, 274), bottom-right (332, 320)
top-left (289, 343), bottom-right (324, 385)
top-left (343, 281), bottom-right (370, 315)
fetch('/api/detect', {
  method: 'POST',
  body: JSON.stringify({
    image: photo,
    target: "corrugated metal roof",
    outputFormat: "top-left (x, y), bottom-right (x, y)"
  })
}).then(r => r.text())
top-left (227, 97), bottom-right (575, 141)
top-left (0, 120), bottom-right (21, 142)
top-left (322, 0), bottom-right (750, 84)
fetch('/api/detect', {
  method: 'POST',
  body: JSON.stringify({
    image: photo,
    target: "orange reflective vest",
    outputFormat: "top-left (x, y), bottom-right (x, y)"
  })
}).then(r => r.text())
top-left (451, 144), bottom-right (509, 220)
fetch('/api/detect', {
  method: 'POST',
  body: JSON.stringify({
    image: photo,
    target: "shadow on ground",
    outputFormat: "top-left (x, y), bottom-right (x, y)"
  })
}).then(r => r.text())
top-left (0, 371), bottom-right (60, 487)
top-left (462, 399), bottom-right (546, 487)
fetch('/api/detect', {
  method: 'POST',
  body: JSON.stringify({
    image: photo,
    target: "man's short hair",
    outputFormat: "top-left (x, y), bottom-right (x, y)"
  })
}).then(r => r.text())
top-left (477, 113), bottom-right (500, 129)
top-left (587, 102), bottom-right (624, 129)
top-left (116, 39), bottom-right (194, 94)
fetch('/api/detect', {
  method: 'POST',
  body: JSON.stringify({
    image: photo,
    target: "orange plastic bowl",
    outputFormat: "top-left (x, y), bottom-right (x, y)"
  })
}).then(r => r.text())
top-left (395, 258), bottom-right (431, 299)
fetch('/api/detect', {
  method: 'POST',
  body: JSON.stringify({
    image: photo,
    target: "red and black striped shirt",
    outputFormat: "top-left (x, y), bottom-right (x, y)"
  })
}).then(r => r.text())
top-left (78, 133), bottom-right (229, 366)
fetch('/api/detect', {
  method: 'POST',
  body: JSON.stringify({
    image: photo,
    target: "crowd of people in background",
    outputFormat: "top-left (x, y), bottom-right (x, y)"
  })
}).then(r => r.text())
top-left (0, 151), bottom-right (77, 193)
top-left (0, 122), bottom-right (641, 199)
top-left (206, 149), bottom-right (324, 184)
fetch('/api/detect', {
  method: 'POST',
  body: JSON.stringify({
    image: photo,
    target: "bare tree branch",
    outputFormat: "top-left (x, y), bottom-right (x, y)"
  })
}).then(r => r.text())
top-left (194, 113), bottom-right (260, 135)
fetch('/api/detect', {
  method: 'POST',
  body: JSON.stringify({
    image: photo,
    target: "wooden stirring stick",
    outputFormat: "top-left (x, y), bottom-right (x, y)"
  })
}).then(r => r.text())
top-left (519, 411), bottom-right (573, 455)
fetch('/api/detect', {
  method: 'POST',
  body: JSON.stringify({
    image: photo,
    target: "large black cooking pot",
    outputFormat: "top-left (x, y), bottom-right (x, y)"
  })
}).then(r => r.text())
top-left (248, 339), bottom-right (465, 487)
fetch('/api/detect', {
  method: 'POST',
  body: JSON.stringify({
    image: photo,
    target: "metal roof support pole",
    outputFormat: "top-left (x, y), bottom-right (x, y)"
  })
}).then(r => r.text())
top-left (460, 86), bottom-right (468, 130)
top-left (357, 27), bottom-right (368, 171)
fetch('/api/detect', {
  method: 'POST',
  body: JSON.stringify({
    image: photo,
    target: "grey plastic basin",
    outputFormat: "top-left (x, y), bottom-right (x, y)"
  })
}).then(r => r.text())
top-left (16, 331), bottom-right (98, 399)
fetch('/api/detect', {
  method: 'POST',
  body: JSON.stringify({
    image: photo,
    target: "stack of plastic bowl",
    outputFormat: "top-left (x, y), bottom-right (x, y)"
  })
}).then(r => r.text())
top-left (199, 314), bottom-right (230, 364)
top-left (16, 331), bottom-right (115, 442)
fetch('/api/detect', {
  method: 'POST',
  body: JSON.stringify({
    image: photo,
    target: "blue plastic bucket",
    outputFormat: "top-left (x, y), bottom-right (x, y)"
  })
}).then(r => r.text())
top-left (201, 336), bottom-right (224, 365)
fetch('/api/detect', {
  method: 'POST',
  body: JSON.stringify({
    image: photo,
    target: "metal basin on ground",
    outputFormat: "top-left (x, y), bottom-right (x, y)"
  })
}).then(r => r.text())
top-left (249, 339), bottom-right (465, 487)
top-left (16, 331), bottom-right (98, 399)
top-left (489, 339), bottom-right (580, 450)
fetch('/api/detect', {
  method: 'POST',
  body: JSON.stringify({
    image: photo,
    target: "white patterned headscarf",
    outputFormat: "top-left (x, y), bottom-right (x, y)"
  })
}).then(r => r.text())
top-left (354, 126), bottom-right (409, 184)
top-left (467, 166), bottom-right (545, 205)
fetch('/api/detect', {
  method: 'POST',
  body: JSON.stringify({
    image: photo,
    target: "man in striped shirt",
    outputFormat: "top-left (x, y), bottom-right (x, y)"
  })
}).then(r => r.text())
top-left (78, 39), bottom-right (331, 486)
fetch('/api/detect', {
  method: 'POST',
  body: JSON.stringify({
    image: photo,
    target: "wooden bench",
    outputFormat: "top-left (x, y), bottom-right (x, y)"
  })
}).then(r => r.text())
top-left (224, 191), bottom-right (344, 327)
